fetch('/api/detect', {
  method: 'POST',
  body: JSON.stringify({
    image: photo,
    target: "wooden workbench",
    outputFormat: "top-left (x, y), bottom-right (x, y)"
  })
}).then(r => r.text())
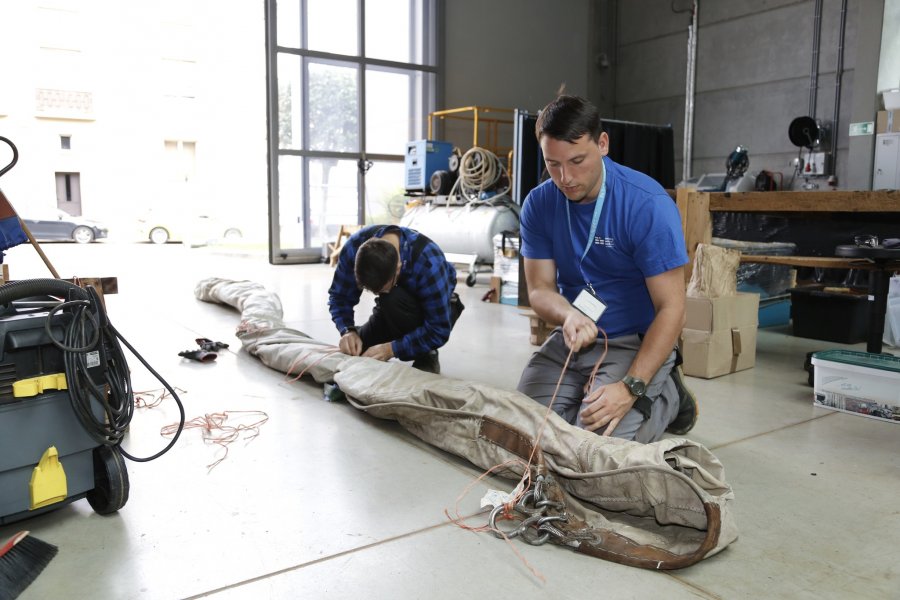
top-left (675, 189), bottom-right (900, 353)
top-left (675, 189), bottom-right (900, 281)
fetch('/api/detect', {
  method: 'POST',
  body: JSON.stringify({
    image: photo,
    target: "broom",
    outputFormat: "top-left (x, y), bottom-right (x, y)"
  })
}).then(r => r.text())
top-left (0, 531), bottom-right (58, 600)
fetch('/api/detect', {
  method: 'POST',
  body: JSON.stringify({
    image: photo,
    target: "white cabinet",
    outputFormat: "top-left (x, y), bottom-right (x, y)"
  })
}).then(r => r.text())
top-left (874, 133), bottom-right (900, 189)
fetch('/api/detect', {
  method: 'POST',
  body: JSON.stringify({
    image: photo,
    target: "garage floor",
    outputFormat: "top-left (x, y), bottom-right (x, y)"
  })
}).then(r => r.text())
top-left (1, 242), bottom-right (898, 600)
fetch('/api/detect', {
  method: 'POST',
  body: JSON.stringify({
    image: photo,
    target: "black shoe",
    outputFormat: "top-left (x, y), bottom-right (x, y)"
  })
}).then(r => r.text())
top-left (412, 350), bottom-right (440, 374)
top-left (666, 365), bottom-right (698, 435)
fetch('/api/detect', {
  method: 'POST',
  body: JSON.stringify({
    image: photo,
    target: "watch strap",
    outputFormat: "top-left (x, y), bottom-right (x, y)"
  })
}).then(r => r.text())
top-left (632, 395), bottom-right (652, 420)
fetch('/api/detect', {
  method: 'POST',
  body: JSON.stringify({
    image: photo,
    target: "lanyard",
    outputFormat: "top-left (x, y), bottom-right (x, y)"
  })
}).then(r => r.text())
top-left (564, 158), bottom-right (607, 291)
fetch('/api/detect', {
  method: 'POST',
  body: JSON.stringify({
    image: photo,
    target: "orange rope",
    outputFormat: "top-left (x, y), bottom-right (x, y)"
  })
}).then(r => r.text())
top-left (283, 346), bottom-right (342, 383)
top-left (134, 386), bottom-right (186, 409)
top-left (584, 327), bottom-right (609, 395)
top-left (445, 326), bottom-right (611, 581)
top-left (161, 410), bottom-right (269, 472)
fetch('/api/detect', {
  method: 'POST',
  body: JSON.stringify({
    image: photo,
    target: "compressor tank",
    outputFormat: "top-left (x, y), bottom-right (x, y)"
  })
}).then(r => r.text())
top-left (399, 198), bottom-right (519, 264)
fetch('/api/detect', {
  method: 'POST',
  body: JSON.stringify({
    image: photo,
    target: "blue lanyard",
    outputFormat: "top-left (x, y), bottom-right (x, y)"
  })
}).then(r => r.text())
top-left (564, 158), bottom-right (607, 291)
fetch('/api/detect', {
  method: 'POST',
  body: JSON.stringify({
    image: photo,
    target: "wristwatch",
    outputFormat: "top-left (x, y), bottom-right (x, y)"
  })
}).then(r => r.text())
top-left (621, 375), bottom-right (647, 398)
top-left (340, 325), bottom-right (357, 336)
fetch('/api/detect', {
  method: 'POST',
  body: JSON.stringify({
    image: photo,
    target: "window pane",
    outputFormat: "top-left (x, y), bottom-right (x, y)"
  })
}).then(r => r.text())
top-left (276, 0), bottom-right (301, 48)
top-left (365, 0), bottom-right (432, 65)
top-left (364, 161), bottom-right (406, 225)
top-left (277, 54), bottom-right (303, 150)
top-left (308, 62), bottom-right (358, 152)
top-left (365, 69), bottom-right (412, 155)
top-left (308, 158), bottom-right (359, 250)
top-left (278, 155), bottom-right (305, 249)
top-left (307, 0), bottom-right (357, 56)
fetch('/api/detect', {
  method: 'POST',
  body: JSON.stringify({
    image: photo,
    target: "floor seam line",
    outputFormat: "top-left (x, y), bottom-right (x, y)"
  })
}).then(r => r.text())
top-left (182, 515), bottom-right (480, 599)
top-left (708, 411), bottom-right (837, 451)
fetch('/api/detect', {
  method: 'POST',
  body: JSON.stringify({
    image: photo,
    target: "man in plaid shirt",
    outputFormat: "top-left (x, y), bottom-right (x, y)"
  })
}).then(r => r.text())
top-left (328, 224), bottom-right (464, 374)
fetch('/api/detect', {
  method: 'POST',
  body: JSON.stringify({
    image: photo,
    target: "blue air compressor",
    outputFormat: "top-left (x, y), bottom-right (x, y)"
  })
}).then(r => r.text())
top-left (404, 140), bottom-right (454, 193)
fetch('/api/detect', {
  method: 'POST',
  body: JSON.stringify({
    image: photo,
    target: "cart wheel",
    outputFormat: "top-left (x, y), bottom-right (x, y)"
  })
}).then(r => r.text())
top-left (466, 272), bottom-right (477, 287)
top-left (86, 445), bottom-right (130, 515)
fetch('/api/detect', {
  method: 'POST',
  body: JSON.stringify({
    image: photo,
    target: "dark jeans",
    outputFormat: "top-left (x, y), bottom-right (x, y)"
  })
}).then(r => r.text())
top-left (358, 287), bottom-right (464, 357)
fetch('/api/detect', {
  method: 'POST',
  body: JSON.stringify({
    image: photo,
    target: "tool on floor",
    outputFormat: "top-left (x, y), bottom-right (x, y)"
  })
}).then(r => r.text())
top-left (178, 349), bottom-right (218, 362)
top-left (196, 337), bottom-right (229, 352)
top-left (0, 530), bottom-right (58, 599)
top-left (177, 337), bottom-right (229, 361)
top-left (0, 137), bottom-right (186, 527)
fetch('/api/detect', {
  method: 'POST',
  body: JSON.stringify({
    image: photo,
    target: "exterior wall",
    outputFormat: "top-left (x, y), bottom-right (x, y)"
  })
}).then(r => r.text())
top-left (0, 1), bottom-right (268, 240)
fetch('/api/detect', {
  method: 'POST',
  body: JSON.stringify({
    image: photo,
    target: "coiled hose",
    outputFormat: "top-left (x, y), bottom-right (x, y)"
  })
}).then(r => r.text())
top-left (449, 146), bottom-right (510, 201)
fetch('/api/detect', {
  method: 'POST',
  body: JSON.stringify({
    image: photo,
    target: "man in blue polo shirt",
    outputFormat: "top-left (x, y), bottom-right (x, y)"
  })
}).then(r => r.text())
top-left (516, 95), bottom-right (698, 443)
top-left (328, 224), bottom-right (463, 374)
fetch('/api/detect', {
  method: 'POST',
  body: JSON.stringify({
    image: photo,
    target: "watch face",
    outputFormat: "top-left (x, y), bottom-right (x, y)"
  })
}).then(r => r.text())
top-left (625, 376), bottom-right (646, 397)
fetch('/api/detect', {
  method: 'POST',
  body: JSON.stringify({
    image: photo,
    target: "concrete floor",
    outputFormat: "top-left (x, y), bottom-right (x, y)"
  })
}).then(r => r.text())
top-left (1, 241), bottom-right (898, 600)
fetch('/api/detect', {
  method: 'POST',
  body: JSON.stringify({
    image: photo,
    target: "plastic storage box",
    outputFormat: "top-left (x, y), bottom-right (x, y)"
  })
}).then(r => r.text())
top-left (713, 238), bottom-right (797, 327)
top-left (712, 238), bottom-right (797, 299)
top-left (789, 285), bottom-right (869, 344)
top-left (811, 350), bottom-right (900, 423)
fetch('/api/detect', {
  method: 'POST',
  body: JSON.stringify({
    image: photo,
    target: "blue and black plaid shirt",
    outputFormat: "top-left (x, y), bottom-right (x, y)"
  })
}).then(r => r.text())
top-left (328, 225), bottom-right (457, 360)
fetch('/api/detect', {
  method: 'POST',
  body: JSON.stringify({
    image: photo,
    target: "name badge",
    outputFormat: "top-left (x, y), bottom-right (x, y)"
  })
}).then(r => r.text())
top-left (572, 287), bottom-right (607, 322)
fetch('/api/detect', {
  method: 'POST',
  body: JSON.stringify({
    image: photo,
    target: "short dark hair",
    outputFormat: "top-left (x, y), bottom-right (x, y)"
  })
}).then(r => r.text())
top-left (355, 238), bottom-right (397, 292)
top-left (535, 95), bottom-right (602, 143)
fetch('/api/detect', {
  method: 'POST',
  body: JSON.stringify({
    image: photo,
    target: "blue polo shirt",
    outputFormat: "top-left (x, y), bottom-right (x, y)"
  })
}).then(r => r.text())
top-left (520, 157), bottom-right (688, 338)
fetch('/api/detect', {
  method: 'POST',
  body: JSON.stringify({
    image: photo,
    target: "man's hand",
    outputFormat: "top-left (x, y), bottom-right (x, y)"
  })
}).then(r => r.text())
top-left (562, 310), bottom-right (599, 352)
top-left (362, 342), bottom-right (394, 362)
top-left (339, 331), bottom-right (363, 356)
top-left (580, 381), bottom-right (635, 436)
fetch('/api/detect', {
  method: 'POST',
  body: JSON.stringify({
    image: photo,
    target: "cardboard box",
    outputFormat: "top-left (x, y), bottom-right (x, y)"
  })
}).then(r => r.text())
top-left (811, 350), bottom-right (900, 424)
top-left (876, 110), bottom-right (900, 134)
top-left (489, 276), bottom-right (501, 303)
top-left (682, 326), bottom-right (758, 379)
top-left (521, 309), bottom-right (553, 346)
top-left (682, 293), bottom-right (760, 379)
top-left (684, 292), bottom-right (759, 331)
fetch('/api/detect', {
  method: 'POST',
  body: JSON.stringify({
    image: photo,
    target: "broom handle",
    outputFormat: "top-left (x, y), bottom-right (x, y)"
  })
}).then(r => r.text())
top-left (0, 189), bottom-right (61, 279)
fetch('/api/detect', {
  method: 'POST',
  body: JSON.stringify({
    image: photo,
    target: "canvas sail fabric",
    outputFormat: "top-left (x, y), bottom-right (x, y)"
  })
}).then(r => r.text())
top-left (195, 277), bottom-right (738, 569)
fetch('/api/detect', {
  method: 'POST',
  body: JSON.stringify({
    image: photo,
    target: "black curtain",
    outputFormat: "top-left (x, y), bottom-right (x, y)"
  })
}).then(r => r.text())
top-left (513, 116), bottom-right (677, 201)
top-left (601, 119), bottom-right (676, 189)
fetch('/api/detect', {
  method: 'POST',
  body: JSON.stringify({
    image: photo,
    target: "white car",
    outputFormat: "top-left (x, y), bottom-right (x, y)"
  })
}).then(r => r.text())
top-left (137, 213), bottom-right (242, 245)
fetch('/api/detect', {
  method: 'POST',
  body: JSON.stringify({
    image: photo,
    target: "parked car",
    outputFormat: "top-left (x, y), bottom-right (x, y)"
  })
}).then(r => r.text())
top-left (21, 209), bottom-right (108, 244)
top-left (136, 212), bottom-right (243, 245)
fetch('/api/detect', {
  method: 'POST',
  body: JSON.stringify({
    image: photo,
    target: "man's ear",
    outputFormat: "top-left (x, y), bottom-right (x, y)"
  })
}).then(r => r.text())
top-left (598, 132), bottom-right (610, 157)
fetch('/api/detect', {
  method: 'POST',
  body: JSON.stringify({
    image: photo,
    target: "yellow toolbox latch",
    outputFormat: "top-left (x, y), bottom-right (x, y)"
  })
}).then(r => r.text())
top-left (30, 446), bottom-right (68, 510)
top-left (13, 373), bottom-right (68, 398)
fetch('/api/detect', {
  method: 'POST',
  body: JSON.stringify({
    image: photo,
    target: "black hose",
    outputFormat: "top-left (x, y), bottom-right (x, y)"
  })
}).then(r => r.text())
top-left (0, 279), bottom-right (184, 462)
top-left (0, 278), bottom-right (87, 304)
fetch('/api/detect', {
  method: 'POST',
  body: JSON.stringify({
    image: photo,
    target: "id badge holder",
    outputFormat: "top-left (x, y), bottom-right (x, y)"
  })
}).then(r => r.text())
top-left (572, 287), bottom-right (607, 322)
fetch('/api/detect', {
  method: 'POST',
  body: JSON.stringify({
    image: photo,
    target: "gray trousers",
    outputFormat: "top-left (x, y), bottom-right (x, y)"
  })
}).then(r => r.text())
top-left (516, 328), bottom-right (679, 443)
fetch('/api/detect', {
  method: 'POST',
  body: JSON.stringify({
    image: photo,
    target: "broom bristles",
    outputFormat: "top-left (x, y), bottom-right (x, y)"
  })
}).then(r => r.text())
top-left (0, 531), bottom-right (58, 600)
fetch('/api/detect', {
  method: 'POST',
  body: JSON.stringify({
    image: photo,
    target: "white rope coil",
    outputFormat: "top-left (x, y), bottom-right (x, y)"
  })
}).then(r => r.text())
top-left (449, 146), bottom-right (510, 202)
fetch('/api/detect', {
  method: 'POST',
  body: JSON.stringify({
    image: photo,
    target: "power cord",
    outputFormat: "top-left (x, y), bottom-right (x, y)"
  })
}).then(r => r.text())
top-left (45, 286), bottom-right (185, 462)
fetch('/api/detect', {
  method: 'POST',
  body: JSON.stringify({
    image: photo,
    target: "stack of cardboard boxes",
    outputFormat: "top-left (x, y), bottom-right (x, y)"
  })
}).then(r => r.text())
top-left (682, 293), bottom-right (760, 378)
top-left (681, 243), bottom-right (760, 379)
top-left (876, 109), bottom-right (899, 134)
